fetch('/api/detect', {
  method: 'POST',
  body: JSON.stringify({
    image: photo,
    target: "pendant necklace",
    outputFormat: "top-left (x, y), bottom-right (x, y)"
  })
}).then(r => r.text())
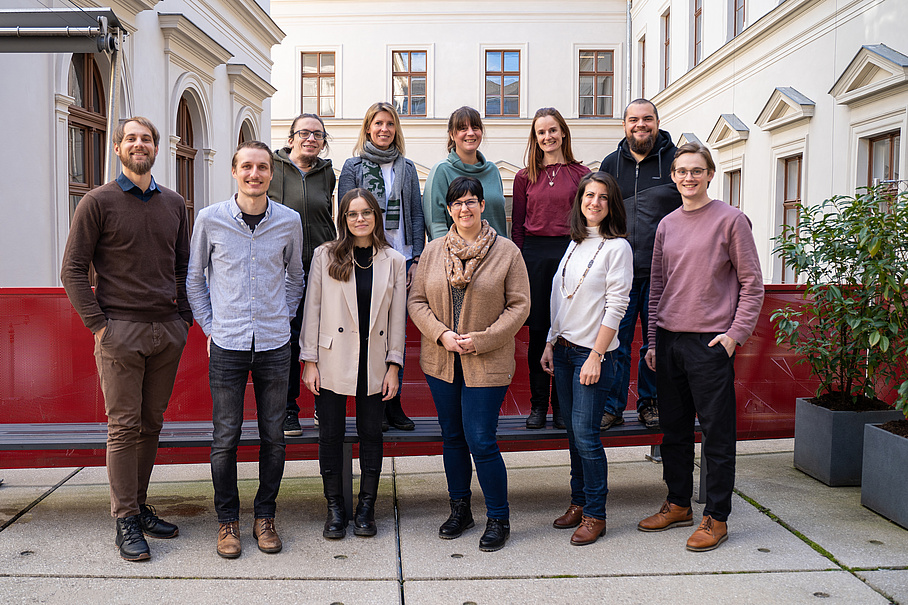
top-left (547, 164), bottom-right (562, 187)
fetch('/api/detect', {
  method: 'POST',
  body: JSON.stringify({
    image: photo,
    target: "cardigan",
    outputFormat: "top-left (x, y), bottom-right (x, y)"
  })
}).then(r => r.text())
top-left (408, 232), bottom-right (530, 387)
top-left (422, 150), bottom-right (508, 240)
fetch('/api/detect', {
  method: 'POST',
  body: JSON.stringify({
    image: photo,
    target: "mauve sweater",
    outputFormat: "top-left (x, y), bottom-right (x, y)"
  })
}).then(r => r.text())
top-left (647, 200), bottom-right (764, 348)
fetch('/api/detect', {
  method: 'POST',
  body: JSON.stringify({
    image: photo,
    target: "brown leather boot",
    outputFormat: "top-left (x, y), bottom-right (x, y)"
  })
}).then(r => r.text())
top-left (553, 504), bottom-right (583, 529)
top-left (637, 500), bottom-right (694, 532)
top-left (686, 515), bottom-right (728, 551)
top-left (253, 517), bottom-right (282, 553)
top-left (217, 521), bottom-right (241, 559)
top-left (570, 516), bottom-right (606, 546)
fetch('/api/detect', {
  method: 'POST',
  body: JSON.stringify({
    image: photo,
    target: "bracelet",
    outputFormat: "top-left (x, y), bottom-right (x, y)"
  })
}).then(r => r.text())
top-left (590, 348), bottom-right (605, 363)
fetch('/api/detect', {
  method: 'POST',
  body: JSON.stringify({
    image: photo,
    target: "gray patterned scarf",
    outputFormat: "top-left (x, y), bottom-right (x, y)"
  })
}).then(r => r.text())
top-left (359, 141), bottom-right (405, 230)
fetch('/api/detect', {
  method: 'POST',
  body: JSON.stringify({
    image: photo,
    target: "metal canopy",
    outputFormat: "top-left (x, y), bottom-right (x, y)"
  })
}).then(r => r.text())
top-left (0, 8), bottom-right (122, 53)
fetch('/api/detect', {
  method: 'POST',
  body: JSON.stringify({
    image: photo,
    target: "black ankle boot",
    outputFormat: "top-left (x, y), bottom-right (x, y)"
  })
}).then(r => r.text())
top-left (439, 497), bottom-right (474, 539)
top-left (551, 401), bottom-right (565, 430)
top-left (385, 395), bottom-right (415, 431)
top-left (322, 473), bottom-right (347, 539)
top-left (354, 472), bottom-right (380, 537)
top-left (116, 515), bottom-right (151, 561)
top-left (479, 518), bottom-right (510, 552)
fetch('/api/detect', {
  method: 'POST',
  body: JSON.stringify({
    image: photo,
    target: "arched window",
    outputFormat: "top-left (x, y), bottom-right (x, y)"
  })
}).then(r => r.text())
top-left (68, 53), bottom-right (106, 219)
top-left (238, 119), bottom-right (254, 147)
top-left (176, 96), bottom-right (197, 231)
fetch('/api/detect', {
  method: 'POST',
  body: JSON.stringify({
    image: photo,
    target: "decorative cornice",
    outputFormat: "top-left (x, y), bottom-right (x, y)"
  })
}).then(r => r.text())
top-left (159, 13), bottom-right (232, 83)
top-left (226, 64), bottom-right (277, 112)
top-left (707, 114), bottom-right (749, 149)
top-left (678, 132), bottom-right (703, 146)
top-left (829, 43), bottom-right (908, 105)
top-left (755, 87), bottom-right (815, 131)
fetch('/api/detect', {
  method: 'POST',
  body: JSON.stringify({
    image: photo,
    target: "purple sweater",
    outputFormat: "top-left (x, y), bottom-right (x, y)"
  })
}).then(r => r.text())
top-left (648, 200), bottom-right (763, 348)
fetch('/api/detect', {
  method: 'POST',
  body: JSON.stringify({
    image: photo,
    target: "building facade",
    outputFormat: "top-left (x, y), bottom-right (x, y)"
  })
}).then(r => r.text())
top-left (0, 0), bottom-right (283, 287)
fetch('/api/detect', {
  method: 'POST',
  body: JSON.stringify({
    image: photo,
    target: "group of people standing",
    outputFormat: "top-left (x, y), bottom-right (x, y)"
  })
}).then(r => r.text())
top-left (61, 96), bottom-right (762, 562)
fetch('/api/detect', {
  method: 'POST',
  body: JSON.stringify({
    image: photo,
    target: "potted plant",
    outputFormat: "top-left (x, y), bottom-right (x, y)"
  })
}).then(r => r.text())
top-left (772, 184), bottom-right (907, 486)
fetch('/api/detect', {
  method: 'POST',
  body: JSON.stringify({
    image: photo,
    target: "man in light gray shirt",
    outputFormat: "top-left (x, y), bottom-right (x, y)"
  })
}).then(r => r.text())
top-left (187, 140), bottom-right (304, 559)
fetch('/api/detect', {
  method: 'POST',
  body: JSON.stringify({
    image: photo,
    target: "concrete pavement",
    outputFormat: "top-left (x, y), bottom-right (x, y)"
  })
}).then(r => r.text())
top-left (1, 439), bottom-right (906, 604)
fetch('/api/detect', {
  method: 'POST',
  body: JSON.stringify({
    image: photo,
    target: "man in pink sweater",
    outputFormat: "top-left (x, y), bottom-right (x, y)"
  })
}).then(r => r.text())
top-left (637, 142), bottom-right (763, 552)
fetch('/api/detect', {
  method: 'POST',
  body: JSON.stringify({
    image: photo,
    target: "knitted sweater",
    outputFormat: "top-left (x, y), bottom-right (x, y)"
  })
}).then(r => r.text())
top-left (423, 150), bottom-right (508, 240)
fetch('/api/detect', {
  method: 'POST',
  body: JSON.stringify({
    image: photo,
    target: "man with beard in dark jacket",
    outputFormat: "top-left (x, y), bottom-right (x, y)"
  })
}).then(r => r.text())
top-left (598, 99), bottom-right (682, 431)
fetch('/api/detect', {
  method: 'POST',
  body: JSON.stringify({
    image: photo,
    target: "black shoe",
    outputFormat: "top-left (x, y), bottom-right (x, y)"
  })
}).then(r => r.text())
top-left (322, 473), bottom-right (347, 539)
top-left (637, 398), bottom-right (660, 430)
top-left (283, 411), bottom-right (303, 436)
top-left (552, 407), bottom-right (566, 430)
top-left (138, 504), bottom-right (179, 539)
top-left (381, 417), bottom-right (390, 432)
top-left (525, 407), bottom-right (546, 429)
top-left (479, 518), bottom-right (510, 552)
top-left (385, 395), bottom-right (416, 431)
top-left (439, 497), bottom-right (474, 539)
top-left (116, 515), bottom-right (151, 561)
top-left (353, 473), bottom-right (380, 537)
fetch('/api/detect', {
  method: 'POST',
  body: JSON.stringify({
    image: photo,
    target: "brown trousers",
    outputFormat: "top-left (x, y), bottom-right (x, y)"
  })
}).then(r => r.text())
top-left (94, 318), bottom-right (188, 518)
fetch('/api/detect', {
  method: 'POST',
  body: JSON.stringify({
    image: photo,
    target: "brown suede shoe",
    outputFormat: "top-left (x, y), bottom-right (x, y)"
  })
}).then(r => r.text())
top-left (570, 516), bottom-right (606, 546)
top-left (553, 504), bottom-right (583, 529)
top-left (217, 521), bottom-right (241, 559)
top-left (253, 517), bottom-right (282, 553)
top-left (637, 500), bottom-right (694, 532)
top-left (686, 515), bottom-right (728, 551)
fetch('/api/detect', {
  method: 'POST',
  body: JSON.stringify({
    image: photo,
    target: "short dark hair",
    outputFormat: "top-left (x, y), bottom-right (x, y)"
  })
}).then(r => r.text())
top-left (623, 99), bottom-right (659, 122)
top-left (570, 172), bottom-right (627, 242)
top-left (113, 116), bottom-right (160, 147)
top-left (446, 106), bottom-right (483, 153)
top-left (232, 140), bottom-right (273, 171)
top-left (446, 176), bottom-right (484, 207)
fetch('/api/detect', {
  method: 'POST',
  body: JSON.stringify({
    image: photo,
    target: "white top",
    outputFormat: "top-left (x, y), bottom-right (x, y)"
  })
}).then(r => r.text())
top-left (547, 228), bottom-right (633, 352)
top-left (380, 162), bottom-right (413, 261)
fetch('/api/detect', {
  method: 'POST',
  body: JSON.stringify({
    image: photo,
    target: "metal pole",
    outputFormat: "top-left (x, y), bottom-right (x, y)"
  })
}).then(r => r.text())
top-left (104, 28), bottom-right (121, 184)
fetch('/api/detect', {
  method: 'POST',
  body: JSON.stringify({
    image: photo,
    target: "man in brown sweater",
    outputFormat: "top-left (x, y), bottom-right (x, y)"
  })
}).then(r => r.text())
top-left (61, 117), bottom-right (192, 562)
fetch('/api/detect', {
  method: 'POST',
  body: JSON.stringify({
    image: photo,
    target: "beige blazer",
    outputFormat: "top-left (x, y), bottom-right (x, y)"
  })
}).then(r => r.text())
top-left (300, 244), bottom-right (407, 396)
top-left (408, 234), bottom-right (530, 388)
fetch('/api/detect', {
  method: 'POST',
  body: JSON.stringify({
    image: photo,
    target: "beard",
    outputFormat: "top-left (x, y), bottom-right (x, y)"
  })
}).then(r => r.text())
top-left (628, 130), bottom-right (657, 157)
top-left (119, 149), bottom-right (156, 175)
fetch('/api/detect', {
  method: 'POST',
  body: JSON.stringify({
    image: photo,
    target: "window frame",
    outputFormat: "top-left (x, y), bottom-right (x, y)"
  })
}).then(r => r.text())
top-left (300, 51), bottom-right (336, 118)
top-left (867, 130), bottom-right (900, 186)
top-left (483, 49), bottom-right (521, 118)
top-left (578, 49), bottom-right (615, 118)
top-left (639, 36), bottom-right (646, 99)
top-left (175, 96), bottom-right (197, 233)
top-left (733, 0), bottom-right (746, 37)
top-left (693, 0), bottom-right (703, 66)
top-left (781, 154), bottom-right (802, 284)
top-left (726, 169), bottom-right (741, 208)
top-left (68, 53), bottom-right (107, 220)
top-left (390, 49), bottom-right (428, 118)
top-left (662, 10), bottom-right (671, 90)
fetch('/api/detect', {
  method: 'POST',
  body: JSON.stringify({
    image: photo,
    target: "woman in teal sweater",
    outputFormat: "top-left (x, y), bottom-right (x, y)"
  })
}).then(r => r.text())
top-left (423, 106), bottom-right (508, 240)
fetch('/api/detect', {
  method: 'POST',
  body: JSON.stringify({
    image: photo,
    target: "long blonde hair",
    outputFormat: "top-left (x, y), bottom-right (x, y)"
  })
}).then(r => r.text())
top-left (353, 102), bottom-right (406, 156)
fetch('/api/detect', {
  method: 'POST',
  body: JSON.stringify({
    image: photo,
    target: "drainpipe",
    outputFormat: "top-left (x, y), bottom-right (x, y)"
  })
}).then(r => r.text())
top-left (626, 0), bottom-right (633, 104)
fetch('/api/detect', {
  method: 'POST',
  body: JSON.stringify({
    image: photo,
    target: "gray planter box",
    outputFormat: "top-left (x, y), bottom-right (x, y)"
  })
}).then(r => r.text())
top-left (793, 397), bottom-right (903, 486)
top-left (861, 423), bottom-right (908, 529)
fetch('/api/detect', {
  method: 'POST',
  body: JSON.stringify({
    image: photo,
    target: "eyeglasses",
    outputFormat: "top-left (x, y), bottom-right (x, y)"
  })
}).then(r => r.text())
top-left (292, 129), bottom-right (326, 141)
top-left (450, 199), bottom-right (480, 210)
top-left (345, 209), bottom-right (375, 220)
top-left (673, 168), bottom-right (707, 177)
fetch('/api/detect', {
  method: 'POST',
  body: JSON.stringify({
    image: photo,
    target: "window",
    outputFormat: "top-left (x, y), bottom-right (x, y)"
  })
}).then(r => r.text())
top-left (733, 0), bottom-right (746, 36)
top-left (662, 11), bottom-right (671, 90)
top-left (68, 53), bottom-right (106, 219)
top-left (693, 0), bottom-right (703, 66)
top-left (176, 96), bottom-right (197, 232)
top-left (639, 37), bottom-right (646, 98)
top-left (868, 131), bottom-right (900, 185)
top-left (727, 169), bottom-right (741, 208)
top-left (485, 50), bottom-right (520, 116)
top-left (579, 50), bottom-right (614, 117)
top-left (781, 155), bottom-right (801, 283)
top-left (392, 51), bottom-right (427, 117)
top-left (301, 52), bottom-right (335, 117)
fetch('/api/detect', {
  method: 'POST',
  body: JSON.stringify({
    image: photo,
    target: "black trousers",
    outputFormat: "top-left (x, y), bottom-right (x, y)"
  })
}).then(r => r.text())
top-left (655, 329), bottom-right (737, 522)
top-left (316, 388), bottom-right (384, 477)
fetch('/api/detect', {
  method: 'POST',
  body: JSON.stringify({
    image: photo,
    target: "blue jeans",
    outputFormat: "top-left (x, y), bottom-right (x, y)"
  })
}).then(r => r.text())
top-left (606, 275), bottom-right (657, 415)
top-left (553, 342), bottom-right (616, 520)
top-left (424, 357), bottom-right (510, 520)
top-left (210, 341), bottom-right (290, 523)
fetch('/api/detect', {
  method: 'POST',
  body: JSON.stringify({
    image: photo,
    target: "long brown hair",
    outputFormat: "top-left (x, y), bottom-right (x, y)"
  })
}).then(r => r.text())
top-left (446, 106), bottom-right (483, 153)
top-left (523, 107), bottom-right (579, 183)
top-left (326, 188), bottom-right (391, 282)
top-left (569, 172), bottom-right (627, 243)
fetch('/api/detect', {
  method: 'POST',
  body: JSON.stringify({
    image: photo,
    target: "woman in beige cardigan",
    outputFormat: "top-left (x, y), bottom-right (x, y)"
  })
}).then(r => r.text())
top-left (408, 176), bottom-right (530, 552)
top-left (301, 188), bottom-right (407, 540)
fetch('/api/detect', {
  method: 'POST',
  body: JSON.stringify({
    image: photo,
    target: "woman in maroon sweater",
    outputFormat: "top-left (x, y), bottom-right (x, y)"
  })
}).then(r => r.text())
top-left (512, 108), bottom-right (590, 430)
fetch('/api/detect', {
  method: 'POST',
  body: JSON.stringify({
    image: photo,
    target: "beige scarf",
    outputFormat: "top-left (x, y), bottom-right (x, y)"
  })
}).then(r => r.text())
top-left (444, 220), bottom-right (497, 289)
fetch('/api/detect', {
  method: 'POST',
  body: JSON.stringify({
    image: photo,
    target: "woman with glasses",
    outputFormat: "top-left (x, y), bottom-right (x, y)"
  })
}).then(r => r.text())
top-left (269, 114), bottom-right (337, 436)
top-left (638, 142), bottom-right (763, 552)
top-left (512, 108), bottom-right (591, 430)
top-left (301, 188), bottom-right (407, 540)
top-left (540, 172), bottom-right (632, 546)
top-left (423, 107), bottom-right (508, 241)
top-left (338, 102), bottom-right (424, 432)
top-left (409, 176), bottom-right (530, 552)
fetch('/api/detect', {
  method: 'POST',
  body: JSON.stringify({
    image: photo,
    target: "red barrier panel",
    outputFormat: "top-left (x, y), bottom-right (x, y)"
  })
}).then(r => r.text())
top-left (1, 286), bottom-right (815, 469)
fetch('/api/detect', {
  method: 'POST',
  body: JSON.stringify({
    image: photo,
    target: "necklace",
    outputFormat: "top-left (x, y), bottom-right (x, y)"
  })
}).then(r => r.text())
top-left (352, 249), bottom-right (374, 269)
top-left (560, 239), bottom-right (605, 298)
top-left (547, 164), bottom-right (563, 187)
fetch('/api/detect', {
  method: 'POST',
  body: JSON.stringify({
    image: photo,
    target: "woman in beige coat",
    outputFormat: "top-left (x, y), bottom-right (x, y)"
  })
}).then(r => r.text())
top-left (301, 188), bottom-right (407, 540)
top-left (408, 176), bottom-right (530, 552)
